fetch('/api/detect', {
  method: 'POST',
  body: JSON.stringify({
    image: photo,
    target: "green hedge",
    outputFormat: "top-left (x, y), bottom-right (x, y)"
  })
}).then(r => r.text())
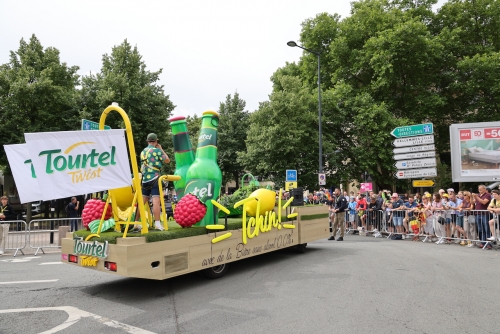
top-left (300, 213), bottom-right (329, 221)
top-left (73, 218), bottom-right (243, 244)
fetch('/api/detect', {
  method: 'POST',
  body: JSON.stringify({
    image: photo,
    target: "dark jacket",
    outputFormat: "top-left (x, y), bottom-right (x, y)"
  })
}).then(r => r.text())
top-left (368, 200), bottom-right (383, 212)
top-left (0, 204), bottom-right (16, 221)
top-left (67, 202), bottom-right (78, 218)
top-left (334, 195), bottom-right (349, 212)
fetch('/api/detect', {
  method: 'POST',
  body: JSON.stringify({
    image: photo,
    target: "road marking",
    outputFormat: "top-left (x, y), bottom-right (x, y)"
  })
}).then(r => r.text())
top-left (1, 256), bottom-right (41, 263)
top-left (0, 279), bottom-right (59, 285)
top-left (39, 262), bottom-right (63, 265)
top-left (0, 306), bottom-right (155, 334)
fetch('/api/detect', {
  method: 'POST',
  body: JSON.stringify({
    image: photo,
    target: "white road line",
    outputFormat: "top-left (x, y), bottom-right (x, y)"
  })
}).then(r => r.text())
top-left (0, 279), bottom-right (59, 285)
top-left (0, 306), bottom-right (156, 334)
top-left (1, 256), bottom-right (41, 263)
top-left (39, 262), bottom-right (63, 265)
top-left (2, 256), bottom-right (40, 263)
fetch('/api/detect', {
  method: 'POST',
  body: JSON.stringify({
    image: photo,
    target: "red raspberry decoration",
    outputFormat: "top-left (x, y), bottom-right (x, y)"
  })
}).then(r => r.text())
top-left (81, 199), bottom-right (113, 230)
top-left (174, 194), bottom-right (207, 228)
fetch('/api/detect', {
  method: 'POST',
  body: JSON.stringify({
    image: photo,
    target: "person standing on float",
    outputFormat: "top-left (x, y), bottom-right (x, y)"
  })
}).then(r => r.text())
top-left (140, 133), bottom-right (170, 230)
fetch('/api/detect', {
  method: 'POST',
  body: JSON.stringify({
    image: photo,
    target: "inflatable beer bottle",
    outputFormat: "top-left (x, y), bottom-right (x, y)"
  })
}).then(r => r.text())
top-left (184, 110), bottom-right (222, 226)
top-left (169, 116), bottom-right (195, 200)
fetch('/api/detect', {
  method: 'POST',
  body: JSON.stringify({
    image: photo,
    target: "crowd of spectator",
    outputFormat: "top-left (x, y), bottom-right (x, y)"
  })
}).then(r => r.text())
top-left (323, 185), bottom-right (500, 250)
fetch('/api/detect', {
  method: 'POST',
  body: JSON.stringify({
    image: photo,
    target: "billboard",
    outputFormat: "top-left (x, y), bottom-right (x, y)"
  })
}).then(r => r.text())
top-left (450, 122), bottom-right (500, 182)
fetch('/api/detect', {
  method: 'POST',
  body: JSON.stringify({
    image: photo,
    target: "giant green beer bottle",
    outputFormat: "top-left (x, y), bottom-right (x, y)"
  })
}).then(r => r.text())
top-left (184, 110), bottom-right (222, 226)
top-left (169, 116), bottom-right (195, 200)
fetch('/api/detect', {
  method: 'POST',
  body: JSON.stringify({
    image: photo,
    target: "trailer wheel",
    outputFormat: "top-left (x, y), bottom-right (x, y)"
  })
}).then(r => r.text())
top-left (295, 243), bottom-right (307, 253)
top-left (203, 263), bottom-right (229, 279)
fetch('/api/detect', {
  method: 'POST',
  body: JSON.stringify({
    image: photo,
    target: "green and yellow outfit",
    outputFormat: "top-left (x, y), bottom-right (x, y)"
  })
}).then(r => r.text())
top-left (140, 145), bottom-right (165, 197)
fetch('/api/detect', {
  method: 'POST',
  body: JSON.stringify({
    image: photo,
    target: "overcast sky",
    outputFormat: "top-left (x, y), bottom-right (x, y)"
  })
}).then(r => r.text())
top-left (0, 0), bottom-right (445, 118)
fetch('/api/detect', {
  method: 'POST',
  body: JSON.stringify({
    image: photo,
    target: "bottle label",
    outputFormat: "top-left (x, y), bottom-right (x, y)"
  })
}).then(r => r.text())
top-left (198, 128), bottom-right (217, 147)
top-left (185, 179), bottom-right (216, 203)
top-left (173, 133), bottom-right (193, 153)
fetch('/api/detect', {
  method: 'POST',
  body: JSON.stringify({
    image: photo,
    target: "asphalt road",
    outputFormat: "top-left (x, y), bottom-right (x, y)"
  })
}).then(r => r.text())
top-left (1, 234), bottom-right (500, 334)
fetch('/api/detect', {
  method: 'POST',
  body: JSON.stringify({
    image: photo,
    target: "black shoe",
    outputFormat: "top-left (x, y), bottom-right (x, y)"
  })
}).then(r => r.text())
top-left (328, 236), bottom-right (335, 241)
top-left (337, 237), bottom-right (344, 241)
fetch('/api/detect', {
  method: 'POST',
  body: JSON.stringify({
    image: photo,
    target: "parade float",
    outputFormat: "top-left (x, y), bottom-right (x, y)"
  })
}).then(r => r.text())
top-left (49, 104), bottom-right (330, 279)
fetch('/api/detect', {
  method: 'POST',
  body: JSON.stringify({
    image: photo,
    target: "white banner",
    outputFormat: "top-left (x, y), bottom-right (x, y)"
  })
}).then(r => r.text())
top-left (3, 144), bottom-right (43, 204)
top-left (24, 130), bottom-right (131, 200)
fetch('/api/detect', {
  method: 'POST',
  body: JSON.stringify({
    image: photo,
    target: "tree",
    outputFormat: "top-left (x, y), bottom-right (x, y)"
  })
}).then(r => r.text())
top-left (78, 39), bottom-right (175, 171)
top-left (185, 114), bottom-right (201, 152)
top-left (217, 92), bottom-right (250, 188)
top-left (322, 83), bottom-right (405, 187)
top-left (238, 74), bottom-right (318, 189)
top-left (0, 35), bottom-right (79, 172)
top-left (298, 12), bottom-right (341, 91)
top-left (308, 0), bottom-right (443, 187)
top-left (237, 0), bottom-right (500, 190)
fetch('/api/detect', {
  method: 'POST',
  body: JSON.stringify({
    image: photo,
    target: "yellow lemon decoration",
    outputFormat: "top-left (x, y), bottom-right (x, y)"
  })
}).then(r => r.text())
top-left (245, 188), bottom-right (276, 217)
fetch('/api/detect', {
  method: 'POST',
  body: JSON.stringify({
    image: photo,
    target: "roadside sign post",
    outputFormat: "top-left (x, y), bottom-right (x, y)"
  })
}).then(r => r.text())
top-left (394, 168), bottom-right (437, 179)
top-left (81, 119), bottom-right (111, 131)
top-left (285, 170), bottom-right (297, 182)
top-left (318, 173), bottom-right (326, 186)
top-left (393, 151), bottom-right (436, 161)
top-left (391, 123), bottom-right (437, 183)
top-left (392, 144), bottom-right (435, 155)
top-left (394, 158), bottom-right (437, 170)
top-left (412, 180), bottom-right (435, 187)
top-left (392, 135), bottom-right (434, 147)
top-left (391, 123), bottom-right (433, 138)
top-left (286, 170), bottom-right (298, 190)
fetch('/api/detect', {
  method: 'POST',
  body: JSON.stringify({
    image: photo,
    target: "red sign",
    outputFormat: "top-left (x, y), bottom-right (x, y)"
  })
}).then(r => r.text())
top-left (484, 128), bottom-right (500, 139)
top-left (459, 129), bottom-right (471, 140)
top-left (459, 127), bottom-right (489, 140)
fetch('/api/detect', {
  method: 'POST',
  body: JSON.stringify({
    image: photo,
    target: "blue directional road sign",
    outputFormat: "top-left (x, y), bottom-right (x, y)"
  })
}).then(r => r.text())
top-left (81, 119), bottom-right (111, 130)
top-left (286, 170), bottom-right (297, 182)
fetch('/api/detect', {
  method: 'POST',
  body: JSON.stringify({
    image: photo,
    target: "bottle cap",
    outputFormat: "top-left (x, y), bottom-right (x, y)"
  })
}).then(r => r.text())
top-left (202, 110), bottom-right (219, 117)
top-left (169, 116), bottom-right (186, 122)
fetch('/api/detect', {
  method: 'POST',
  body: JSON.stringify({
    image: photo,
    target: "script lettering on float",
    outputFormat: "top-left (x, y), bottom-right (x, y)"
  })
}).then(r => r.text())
top-left (73, 236), bottom-right (109, 258)
top-left (199, 190), bottom-right (299, 268)
top-left (200, 230), bottom-right (295, 267)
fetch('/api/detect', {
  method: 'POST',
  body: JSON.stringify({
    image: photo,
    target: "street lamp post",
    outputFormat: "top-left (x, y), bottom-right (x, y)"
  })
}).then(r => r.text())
top-left (287, 41), bottom-right (323, 174)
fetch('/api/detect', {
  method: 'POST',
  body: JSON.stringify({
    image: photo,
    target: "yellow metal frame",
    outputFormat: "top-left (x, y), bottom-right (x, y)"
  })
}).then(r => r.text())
top-left (99, 104), bottom-right (149, 235)
top-left (158, 175), bottom-right (180, 230)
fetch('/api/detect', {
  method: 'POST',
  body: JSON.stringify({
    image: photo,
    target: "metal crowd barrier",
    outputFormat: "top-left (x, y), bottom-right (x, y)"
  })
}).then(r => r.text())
top-left (343, 210), bottom-right (385, 236)
top-left (339, 207), bottom-right (499, 251)
top-left (429, 209), bottom-right (498, 250)
top-left (28, 218), bottom-right (81, 255)
top-left (3, 220), bottom-right (28, 257)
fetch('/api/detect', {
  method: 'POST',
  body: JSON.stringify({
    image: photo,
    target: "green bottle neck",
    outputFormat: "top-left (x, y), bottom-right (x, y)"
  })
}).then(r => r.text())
top-left (170, 120), bottom-right (195, 167)
top-left (196, 116), bottom-right (218, 161)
